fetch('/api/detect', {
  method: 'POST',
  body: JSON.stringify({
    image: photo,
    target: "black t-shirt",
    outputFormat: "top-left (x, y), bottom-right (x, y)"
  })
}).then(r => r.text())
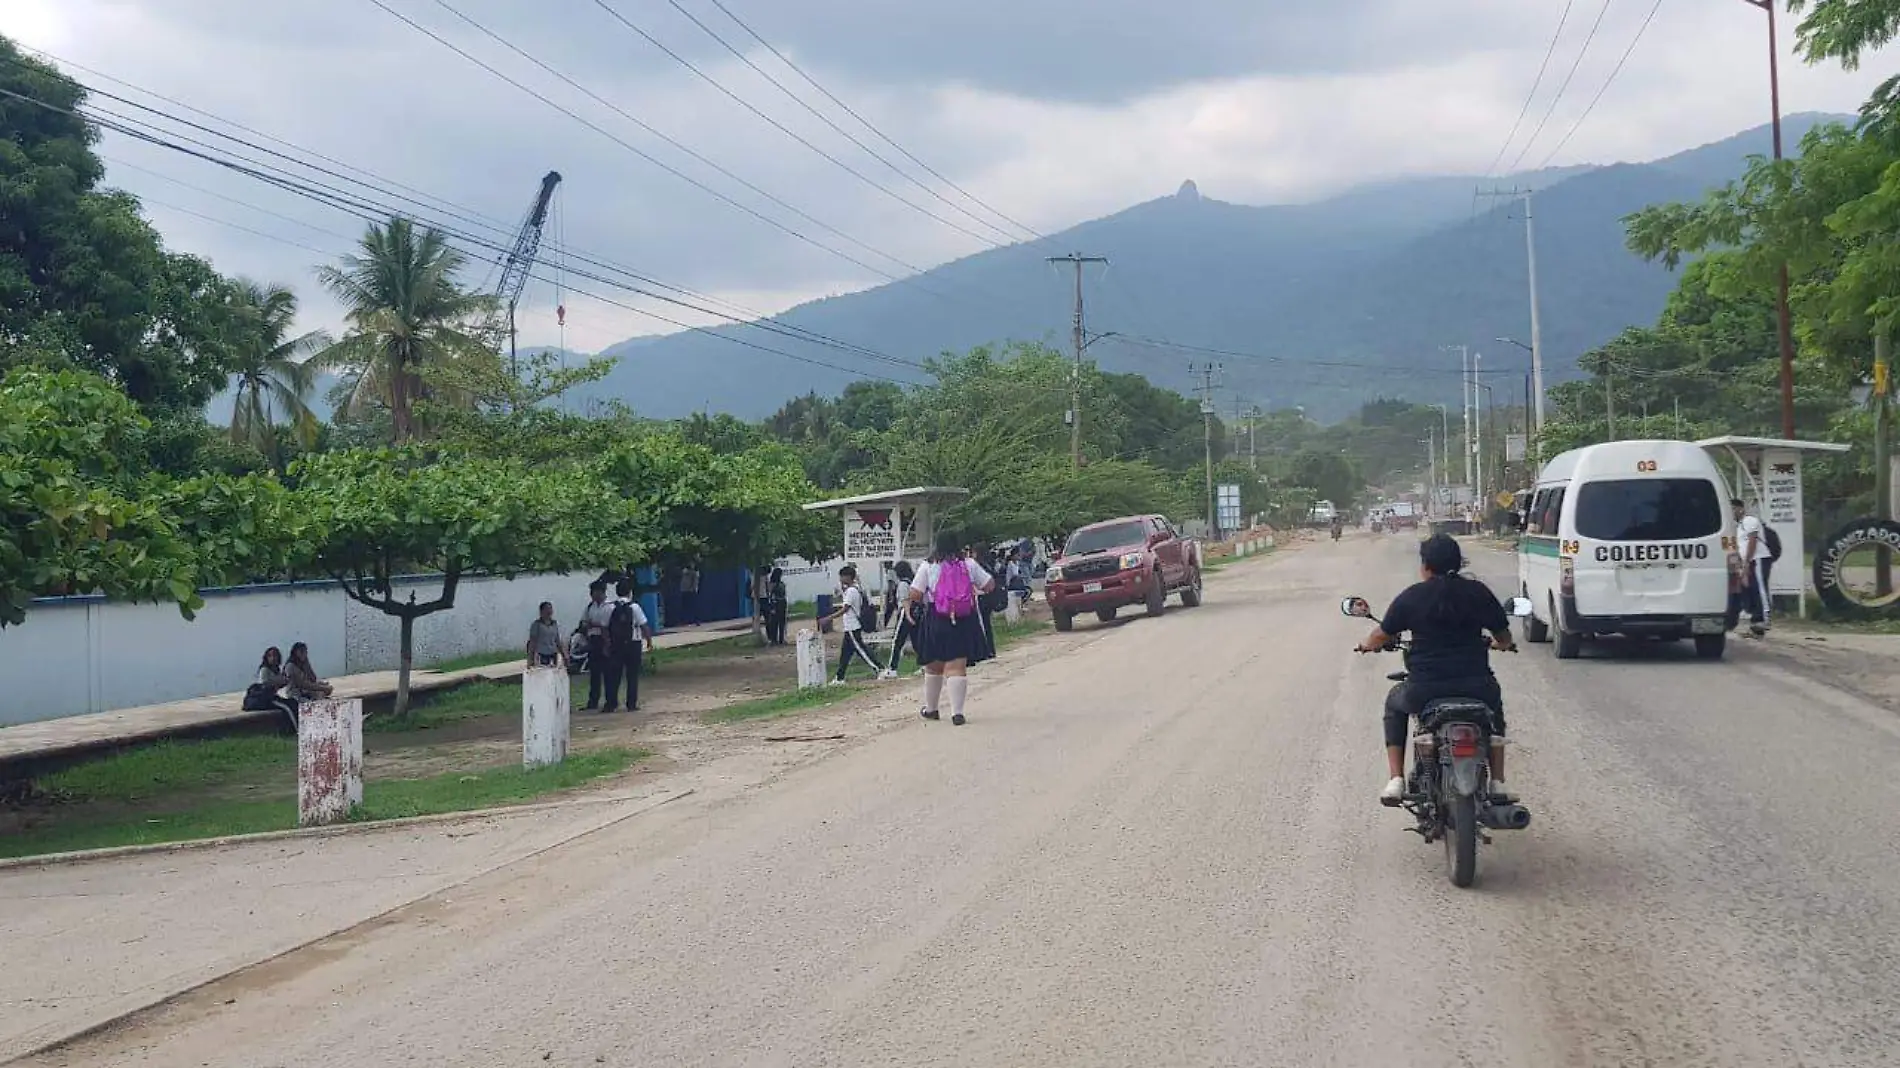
top-left (1379, 576), bottom-right (1509, 685)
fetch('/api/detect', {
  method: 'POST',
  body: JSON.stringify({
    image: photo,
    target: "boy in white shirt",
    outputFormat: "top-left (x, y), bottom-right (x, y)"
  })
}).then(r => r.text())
top-left (1731, 498), bottom-right (1770, 636)
top-left (827, 565), bottom-right (886, 684)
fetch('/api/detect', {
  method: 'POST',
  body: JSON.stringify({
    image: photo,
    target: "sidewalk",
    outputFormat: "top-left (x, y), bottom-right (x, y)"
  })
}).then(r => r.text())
top-left (0, 619), bottom-right (754, 770)
top-left (0, 787), bottom-right (688, 1061)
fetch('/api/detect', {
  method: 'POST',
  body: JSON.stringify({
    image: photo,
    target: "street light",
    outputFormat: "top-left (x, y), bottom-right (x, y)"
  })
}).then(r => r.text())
top-left (1738, 0), bottom-right (1798, 439)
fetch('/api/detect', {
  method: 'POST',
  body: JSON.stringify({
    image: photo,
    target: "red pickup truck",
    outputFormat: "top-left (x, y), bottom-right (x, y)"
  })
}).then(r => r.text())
top-left (1045, 514), bottom-right (1203, 632)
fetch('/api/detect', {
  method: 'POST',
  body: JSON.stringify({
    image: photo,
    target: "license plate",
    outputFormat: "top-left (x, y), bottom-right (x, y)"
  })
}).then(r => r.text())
top-left (1691, 616), bottom-right (1723, 635)
top-left (1083, 582), bottom-right (1104, 594)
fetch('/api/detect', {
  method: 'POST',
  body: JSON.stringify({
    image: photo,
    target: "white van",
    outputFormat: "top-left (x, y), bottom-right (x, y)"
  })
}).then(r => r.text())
top-left (1517, 440), bottom-right (1735, 660)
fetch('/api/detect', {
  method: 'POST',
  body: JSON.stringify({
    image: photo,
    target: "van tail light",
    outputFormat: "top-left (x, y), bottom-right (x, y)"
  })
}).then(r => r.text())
top-left (1560, 556), bottom-right (1575, 596)
top-left (1446, 723), bottom-right (1481, 759)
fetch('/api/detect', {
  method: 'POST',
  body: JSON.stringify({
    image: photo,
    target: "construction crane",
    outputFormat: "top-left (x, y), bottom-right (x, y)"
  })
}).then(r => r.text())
top-left (495, 170), bottom-right (563, 389)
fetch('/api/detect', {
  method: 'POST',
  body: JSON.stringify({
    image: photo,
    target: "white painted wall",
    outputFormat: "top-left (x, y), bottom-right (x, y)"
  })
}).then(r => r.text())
top-left (0, 572), bottom-right (601, 727)
top-left (771, 556), bottom-right (844, 605)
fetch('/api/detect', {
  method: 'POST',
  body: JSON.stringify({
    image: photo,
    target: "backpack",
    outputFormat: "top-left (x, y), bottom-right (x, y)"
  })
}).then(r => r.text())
top-left (1762, 524), bottom-right (1783, 562)
top-left (608, 601), bottom-right (637, 650)
top-left (932, 560), bottom-right (978, 620)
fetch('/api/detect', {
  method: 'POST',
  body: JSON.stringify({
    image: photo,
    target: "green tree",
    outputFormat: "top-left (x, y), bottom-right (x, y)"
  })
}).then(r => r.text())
top-left (0, 39), bottom-right (249, 411)
top-left (316, 218), bottom-right (497, 441)
top-left (289, 448), bottom-right (641, 715)
top-left (227, 280), bottom-right (329, 458)
top-left (0, 367), bottom-right (296, 627)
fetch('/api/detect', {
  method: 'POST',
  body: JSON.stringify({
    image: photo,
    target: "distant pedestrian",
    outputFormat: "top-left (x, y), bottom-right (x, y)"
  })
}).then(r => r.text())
top-left (887, 560), bottom-right (918, 673)
top-left (284, 642), bottom-right (333, 701)
top-left (581, 580), bottom-right (615, 710)
top-left (604, 579), bottom-right (653, 713)
top-left (679, 562), bottom-right (701, 625)
top-left (244, 645), bottom-right (299, 728)
top-left (1731, 498), bottom-right (1771, 636)
top-left (763, 567), bottom-right (789, 645)
top-left (525, 601), bottom-right (568, 669)
top-left (828, 565), bottom-right (886, 684)
top-left (910, 530), bottom-right (997, 726)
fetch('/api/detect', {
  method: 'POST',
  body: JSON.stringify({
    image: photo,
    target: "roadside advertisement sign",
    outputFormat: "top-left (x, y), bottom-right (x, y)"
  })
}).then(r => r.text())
top-left (1761, 449), bottom-right (1803, 597)
top-left (1216, 483), bottom-right (1242, 534)
top-left (844, 505), bottom-right (930, 561)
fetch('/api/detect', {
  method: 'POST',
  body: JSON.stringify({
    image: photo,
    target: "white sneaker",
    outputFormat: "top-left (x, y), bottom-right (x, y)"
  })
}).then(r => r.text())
top-left (877, 669), bottom-right (898, 681)
top-left (1380, 776), bottom-right (1405, 805)
top-left (826, 678), bottom-right (847, 687)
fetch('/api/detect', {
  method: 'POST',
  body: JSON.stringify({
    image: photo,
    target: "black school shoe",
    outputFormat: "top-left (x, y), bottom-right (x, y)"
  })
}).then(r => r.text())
top-left (951, 713), bottom-right (966, 726)
top-left (920, 707), bottom-right (940, 720)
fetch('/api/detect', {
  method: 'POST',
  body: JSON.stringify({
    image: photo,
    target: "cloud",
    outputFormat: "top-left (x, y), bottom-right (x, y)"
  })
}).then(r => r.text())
top-left (2, 0), bottom-right (1896, 358)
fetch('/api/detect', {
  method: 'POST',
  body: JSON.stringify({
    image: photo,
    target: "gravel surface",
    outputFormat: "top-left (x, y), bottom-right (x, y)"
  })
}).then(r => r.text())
top-left (22, 536), bottom-right (1900, 1068)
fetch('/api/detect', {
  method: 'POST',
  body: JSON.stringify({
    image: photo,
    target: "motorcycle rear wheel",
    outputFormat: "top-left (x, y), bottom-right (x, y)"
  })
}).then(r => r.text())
top-left (1445, 794), bottom-right (1479, 888)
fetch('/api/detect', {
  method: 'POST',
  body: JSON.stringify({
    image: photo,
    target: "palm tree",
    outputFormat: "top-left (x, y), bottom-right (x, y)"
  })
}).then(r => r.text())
top-left (315, 218), bottom-right (496, 441)
top-left (228, 280), bottom-right (329, 457)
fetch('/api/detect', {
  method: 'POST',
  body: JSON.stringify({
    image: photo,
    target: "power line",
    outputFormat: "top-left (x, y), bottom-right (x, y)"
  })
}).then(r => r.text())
top-left (582, 0), bottom-right (1012, 249)
top-left (360, 0), bottom-right (970, 300)
top-left (1536, 0), bottom-right (1669, 169)
top-left (421, 0), bottom-right (976, 286)
top-left (661, 0), bottom-right (1025, 245)
top-left (9, 48), bottom-right (943, 339)
top-left (1480, 0), bottom-right (1576, 181)
top-left (701, 0), bottom-right (1045, 243)
top-left (0, 81), bottom-right (935, 380)
top-left (1506, 0), bottom-right (1614, 174)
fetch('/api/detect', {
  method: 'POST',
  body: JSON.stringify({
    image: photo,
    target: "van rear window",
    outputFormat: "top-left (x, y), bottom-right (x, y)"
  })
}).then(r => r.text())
top-left (1573, 479), bottom-right (1722, 542)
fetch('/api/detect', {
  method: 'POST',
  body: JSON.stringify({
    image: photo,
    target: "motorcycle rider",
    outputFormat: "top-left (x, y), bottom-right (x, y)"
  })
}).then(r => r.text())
top-left (1330, 516), bottom-right (1343, 541)
top-left (1354, 534), bottom-right (1516, 805)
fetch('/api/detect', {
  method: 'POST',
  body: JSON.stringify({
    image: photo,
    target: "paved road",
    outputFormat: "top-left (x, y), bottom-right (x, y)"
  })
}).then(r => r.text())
top-left (25, 538), bottom-right (1900, 1067)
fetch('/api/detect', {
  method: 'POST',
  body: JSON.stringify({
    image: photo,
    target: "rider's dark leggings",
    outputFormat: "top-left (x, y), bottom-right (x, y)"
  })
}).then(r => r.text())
top-left (1383, 676), bottom-right (1506, 748)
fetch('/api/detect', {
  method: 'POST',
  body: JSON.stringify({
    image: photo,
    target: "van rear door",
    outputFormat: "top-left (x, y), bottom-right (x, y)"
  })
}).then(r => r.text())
top-left (1571, 477), bottom-right (1725, 611)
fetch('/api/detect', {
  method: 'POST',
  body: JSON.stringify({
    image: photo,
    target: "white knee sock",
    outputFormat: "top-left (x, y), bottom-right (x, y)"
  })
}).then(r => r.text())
top-left (923, 672), bottom-right (944, 713)
top-left (947, 676), bottom-right (968, 718)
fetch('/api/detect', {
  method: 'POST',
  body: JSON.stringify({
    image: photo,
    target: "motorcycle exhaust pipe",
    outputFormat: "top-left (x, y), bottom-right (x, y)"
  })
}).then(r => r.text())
top-left (1481, 804), bottom-right (1532, 830)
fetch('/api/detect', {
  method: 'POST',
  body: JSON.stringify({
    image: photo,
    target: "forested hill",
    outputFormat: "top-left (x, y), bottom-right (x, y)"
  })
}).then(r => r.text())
top-left (568, 114), bottom-right (1843, 422)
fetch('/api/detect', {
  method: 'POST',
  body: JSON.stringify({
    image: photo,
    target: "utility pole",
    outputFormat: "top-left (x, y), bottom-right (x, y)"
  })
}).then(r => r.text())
top-left (1605, 359), bottom-right (1616, 440)
top-left (1876, 328), bottom-right (1891, 594)
top-left (1737, 0), bottom-right (1798, 437)
top-left (1424, 432), bottom-right (1437, 498)
top-left (1462, 346), bottom-right (1473, 487)
top-left (1477, 187), bottom-right (1546, 442)
top-left (1246, 404), bottom-right (1260, 472)
top-left (1192, 362), bottom-right (1221, 536)
top-left (1048, 253), bottom-right (1109, 467)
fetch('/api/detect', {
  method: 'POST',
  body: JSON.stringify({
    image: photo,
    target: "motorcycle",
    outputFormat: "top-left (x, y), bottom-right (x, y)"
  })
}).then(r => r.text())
top-left (1330, 523), bottom-right (1343, 542)
top-left (1340, 594), bottom-right (1536, 888)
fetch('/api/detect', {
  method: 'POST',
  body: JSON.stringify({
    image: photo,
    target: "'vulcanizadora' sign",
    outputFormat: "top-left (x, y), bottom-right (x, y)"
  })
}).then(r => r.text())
top-left (1593, 543), bottom-right (1712, 562)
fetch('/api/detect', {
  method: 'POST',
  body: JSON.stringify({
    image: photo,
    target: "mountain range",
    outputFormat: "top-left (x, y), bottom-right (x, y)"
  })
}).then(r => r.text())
top-left (207, 114), bottom-right (1843, 427)
top-left (567, 114), bottom-right (1841, 423)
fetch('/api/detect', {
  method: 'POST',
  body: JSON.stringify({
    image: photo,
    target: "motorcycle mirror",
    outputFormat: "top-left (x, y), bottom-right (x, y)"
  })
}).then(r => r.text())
top-left (1340, 596), bottom-right (1372, 618)
top-left (1507, 596), bottom-right (1534, 617)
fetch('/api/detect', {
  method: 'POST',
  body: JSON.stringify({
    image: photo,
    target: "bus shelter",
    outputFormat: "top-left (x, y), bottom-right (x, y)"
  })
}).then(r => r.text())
top-left (1696, 435), bottom-right (1851, 617)
top-left (802, 486), bottom-right (970, 567)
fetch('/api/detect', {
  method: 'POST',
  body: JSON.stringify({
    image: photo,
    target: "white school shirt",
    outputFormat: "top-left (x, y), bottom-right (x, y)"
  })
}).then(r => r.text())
top-left (840, 585), bottom-right (868, 632)
top-left (912, 559), bottom-right (995, 610)
top-left (1736, 514), bottom-right (1767, 564)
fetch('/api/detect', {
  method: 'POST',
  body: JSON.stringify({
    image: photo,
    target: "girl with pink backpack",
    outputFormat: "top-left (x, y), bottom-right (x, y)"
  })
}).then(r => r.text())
top-left (907, 530), bottom-right (998, 726)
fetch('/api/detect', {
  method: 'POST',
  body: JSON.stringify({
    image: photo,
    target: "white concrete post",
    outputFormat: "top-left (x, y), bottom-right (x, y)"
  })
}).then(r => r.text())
top-left (522, 666), bottom-right (570, 769)
top-left (1005, 590), bottom-right (1024, 624)
top-left (298, 698), bottom-right (363, 827)
top-left (795, 627), bottom-right (826, 689)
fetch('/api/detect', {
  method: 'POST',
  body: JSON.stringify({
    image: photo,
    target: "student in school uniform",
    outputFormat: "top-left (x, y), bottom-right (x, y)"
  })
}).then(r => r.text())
top-left (908, 530), bottom-right (998, 726)
top-left (827, 564), bottom-right (885, 684)
top-left (885, 560), bottom-right (918, 676)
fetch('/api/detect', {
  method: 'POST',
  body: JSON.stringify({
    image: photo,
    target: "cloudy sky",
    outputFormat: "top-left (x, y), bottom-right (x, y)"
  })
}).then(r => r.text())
top-left (3, 0), bottom-right (1894, 355)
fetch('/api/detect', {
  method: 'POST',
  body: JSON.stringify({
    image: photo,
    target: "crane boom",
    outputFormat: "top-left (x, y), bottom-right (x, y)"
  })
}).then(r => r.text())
top-left (497, 170), bottom-right (562, 318)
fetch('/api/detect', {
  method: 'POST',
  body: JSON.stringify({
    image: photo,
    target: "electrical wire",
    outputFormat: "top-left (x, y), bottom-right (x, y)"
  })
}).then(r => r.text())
top-left (1536, 0), bottom-right (1669, 169)
top-left (661, 0), bottom-right (1024, 244)
top-left (0, 81), bottom-right (938, 381)
top-left (1480, 0), bottom-right (1576, 183)
top-left (582, 0), bottom-right (1012, 249)
top-left (1506, 0), bottom-right (1614, 174)
top-left (700, 0), bottom-right (1045, 243)
top-left (421, 0), bottom-right (980, 287)
top-left (360, 0), bottom-right (979, 305)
